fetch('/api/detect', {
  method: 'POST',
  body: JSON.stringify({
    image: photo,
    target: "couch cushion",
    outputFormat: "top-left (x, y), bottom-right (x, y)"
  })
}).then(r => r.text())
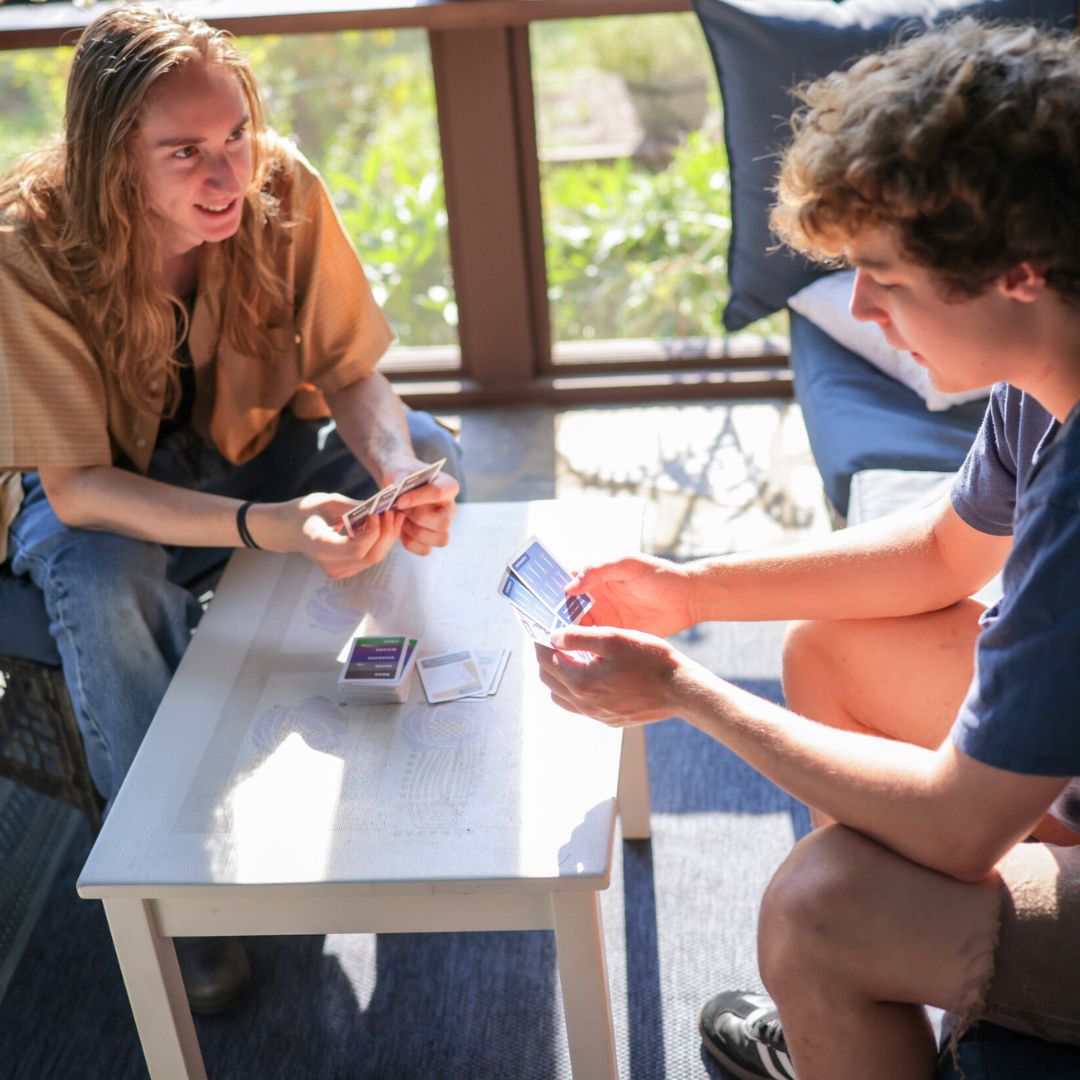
top-left (0, 562), bottom-right (58, 665)
top-left (0, 545), bottom-right (230, 668)
top-left (690, 0), bottom-right (1079, 331)
top-left (789, 313), bottom-right (988, 516)
top-left (788, 271), bottom-right (993, 412)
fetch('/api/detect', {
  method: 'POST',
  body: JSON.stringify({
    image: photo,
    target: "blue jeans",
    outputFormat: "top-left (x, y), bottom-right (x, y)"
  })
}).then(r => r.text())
top-left (8, 410), bottom-right (462, 804)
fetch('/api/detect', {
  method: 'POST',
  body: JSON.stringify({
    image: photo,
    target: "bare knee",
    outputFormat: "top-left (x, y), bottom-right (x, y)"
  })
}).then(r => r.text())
top-left (781, 619), bottom-right (843, 721)
top-left (758, 826), bottom-right (879, 996)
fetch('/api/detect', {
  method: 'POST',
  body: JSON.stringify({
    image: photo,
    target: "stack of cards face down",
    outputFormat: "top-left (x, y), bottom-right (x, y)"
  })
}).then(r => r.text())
top-left (337, 636), bottom-right (419, 705)
top-left (497, 536), bottom-right (594, 647)
top-left (341, 458), bottom-right (446, 537)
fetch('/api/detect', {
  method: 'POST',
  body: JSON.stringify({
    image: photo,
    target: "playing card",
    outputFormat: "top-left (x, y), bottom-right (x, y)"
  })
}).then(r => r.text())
top-left (513, 608), bottom-right (557, 649)
top-left (339, 636), bottom-right (407, 682)
top-left (370, 481), bottom-right (402, 516)
top-left (392, 458), bottom-right (446, 504)
top-left (466, 647), bottom-right (512, 698)
top-left (340, 458), bottom-right (446, 536)
top-left (337, 636), bottom-right (420, 705)
top-left (506, 536), bottom-right (594, 625)
top-left (417, 650), bottom-right (485, 704)
top-left (498, 568), bottom-right (566, 633)
top-left (481, 647), bottom-right (510, 694)
top-left (342, 493), bottom-right (377, 537)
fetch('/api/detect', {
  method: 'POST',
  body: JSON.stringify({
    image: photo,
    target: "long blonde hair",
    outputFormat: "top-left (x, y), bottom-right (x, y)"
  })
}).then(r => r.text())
top-left (0, 3), bottom-right (294, 415)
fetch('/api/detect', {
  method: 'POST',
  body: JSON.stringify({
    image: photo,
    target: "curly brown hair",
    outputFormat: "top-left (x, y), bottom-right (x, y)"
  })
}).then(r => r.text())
top-left (771, 19), bottom-right (1080, 306)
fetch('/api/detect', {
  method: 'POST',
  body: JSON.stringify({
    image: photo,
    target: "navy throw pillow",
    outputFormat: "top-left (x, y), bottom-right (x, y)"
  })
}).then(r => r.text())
top-left (691, 0), bottom-right (1079, 331)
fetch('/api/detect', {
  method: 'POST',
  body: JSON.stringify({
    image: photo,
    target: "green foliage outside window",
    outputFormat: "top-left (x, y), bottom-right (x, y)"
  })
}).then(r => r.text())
top-left (0, 21), bottom-right (783, 349)
top-left (543, 131), bottom-right (733, 341)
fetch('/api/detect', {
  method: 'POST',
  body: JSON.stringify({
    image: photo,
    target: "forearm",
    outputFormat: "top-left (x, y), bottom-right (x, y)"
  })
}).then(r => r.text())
top-left (325, 373), bottom-right (416, 485)
top-left (40, 464), bottom-right (251, 547)
top-left (687, 499), bottom-right (1008, 624)
top-left (675, 665), bottom-right (1040, 879)
top-left (40, 462), bottom-right (407, 578)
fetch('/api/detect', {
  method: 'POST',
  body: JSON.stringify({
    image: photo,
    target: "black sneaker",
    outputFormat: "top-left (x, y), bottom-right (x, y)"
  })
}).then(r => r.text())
top-left (699, 990), bottom-right (797, 1080)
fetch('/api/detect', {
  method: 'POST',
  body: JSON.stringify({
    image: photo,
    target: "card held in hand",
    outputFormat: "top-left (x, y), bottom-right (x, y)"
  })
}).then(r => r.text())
top-left (341, 457), bottom-right (447, 537)
top-left (496, 535), bottom-right (594, 646)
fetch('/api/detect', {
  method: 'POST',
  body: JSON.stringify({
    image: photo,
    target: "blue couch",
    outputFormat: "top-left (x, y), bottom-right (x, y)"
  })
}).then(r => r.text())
top-left (788, 313), bottom-right (988, 518)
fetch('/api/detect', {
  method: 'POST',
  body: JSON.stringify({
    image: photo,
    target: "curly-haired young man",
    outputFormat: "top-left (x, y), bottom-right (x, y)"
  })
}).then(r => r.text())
top-left (537, 20), bottom-right (1080, 1079)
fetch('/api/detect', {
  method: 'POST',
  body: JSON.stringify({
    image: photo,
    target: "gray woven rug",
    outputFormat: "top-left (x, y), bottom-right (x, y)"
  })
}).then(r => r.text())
top-left (0, 779), bottom-right (80, 1009)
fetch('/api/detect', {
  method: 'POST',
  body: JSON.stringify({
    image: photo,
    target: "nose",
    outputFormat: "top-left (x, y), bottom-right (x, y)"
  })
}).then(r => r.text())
top-left (205, 151), bottom-right (245, 197)
top-left (849, 269), bottom-right (888, 326)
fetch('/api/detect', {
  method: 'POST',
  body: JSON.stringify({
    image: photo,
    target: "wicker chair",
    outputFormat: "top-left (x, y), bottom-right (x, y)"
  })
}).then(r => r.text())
top-left (0, 650), bottom-right (103, 832)
top-left (0, 563), bottom-right (103, 830)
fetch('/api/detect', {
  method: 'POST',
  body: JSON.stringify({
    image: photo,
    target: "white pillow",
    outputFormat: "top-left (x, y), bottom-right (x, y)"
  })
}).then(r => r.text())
top-left (787, 270), bottom-right (992, 412)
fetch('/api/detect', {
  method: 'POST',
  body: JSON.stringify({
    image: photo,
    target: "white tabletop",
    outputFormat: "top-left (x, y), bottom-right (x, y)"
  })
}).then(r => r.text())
top-left (78, 498), bottom-right (644, 901)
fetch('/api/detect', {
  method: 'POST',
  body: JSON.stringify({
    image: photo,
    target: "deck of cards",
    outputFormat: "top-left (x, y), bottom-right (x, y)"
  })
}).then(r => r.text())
top-left (341, 458), bottom-right (446, 537)
top-left (337, 635), bottom-right (420, 704)
top-left (497, 536), bottom-right (594, 647)
top-left (416, 647), bottom-right (510, 704)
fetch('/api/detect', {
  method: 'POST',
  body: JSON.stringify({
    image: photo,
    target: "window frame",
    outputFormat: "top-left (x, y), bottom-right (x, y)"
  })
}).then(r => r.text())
top-left (0, 0), bottom-right (791, 408)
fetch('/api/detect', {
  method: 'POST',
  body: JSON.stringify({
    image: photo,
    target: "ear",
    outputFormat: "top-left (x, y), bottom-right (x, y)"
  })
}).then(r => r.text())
top-left (998, 262), bottom-right (1046, 303)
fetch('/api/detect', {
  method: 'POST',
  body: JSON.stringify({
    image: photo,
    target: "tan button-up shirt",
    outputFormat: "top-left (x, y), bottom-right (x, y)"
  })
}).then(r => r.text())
top-left (0, 152), bottom-right (393, 559)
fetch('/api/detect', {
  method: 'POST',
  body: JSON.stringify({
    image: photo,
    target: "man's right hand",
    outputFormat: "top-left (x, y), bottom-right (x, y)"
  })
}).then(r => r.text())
top-left (567, 554), bottom-right (697, 637)
top-left (253, 493), bottom-right (403, 580)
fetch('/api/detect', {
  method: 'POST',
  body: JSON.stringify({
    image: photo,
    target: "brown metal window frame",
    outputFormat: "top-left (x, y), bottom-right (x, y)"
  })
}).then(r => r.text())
top-left (0, 0), bottom-right (791, 409)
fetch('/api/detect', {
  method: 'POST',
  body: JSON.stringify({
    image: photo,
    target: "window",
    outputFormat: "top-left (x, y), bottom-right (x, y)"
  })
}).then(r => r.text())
top-left (532, 15), bottom-right (787, 369)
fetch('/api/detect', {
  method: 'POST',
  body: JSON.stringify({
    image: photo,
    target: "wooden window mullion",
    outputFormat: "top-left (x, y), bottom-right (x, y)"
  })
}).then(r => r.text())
top-left (429, 25), bottom-right (549, 390)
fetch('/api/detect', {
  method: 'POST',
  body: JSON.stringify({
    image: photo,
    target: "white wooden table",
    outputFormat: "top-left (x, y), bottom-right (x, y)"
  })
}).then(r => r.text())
top-left (77, 498), bottom-right (651, 1080)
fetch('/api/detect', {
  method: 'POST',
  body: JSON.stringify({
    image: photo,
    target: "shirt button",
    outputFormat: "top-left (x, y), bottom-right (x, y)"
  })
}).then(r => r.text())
top-left (294, 332), bottom-right (302, 345)
top-left (135, 438), bottom-right (147, 449)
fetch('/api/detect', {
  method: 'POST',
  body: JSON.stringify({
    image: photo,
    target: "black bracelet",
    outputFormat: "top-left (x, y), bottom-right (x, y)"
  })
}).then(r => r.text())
top-left (236, 500), bottom-right (261, 550)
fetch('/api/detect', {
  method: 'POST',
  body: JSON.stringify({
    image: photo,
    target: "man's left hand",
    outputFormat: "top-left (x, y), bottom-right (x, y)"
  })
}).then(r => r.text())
top-left (535, 625), bottom-right (690, 727)
top-left (386, 465), bottom-right (459, 556)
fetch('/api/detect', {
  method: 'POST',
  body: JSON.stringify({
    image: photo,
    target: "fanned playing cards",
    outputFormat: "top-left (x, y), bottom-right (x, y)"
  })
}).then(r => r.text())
top-left (341, 458), bottom-right (446, 537)
top-left (497, 536), bottom-right (594, 647)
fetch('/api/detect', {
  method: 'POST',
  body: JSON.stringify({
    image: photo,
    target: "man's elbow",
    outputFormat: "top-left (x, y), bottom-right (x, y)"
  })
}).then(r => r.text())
top-left (926, 830), bottom-right (1010, 884)
top-left (37, 467), bottom-right (94, 527)
top-left (940, 852), bottom-right (1000, 884)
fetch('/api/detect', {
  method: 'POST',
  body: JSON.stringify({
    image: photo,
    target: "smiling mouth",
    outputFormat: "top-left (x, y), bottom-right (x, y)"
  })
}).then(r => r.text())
top-left (195, 199), bottom-right (237, 215)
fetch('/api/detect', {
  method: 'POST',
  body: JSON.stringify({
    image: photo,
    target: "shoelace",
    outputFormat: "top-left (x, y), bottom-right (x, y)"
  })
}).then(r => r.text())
top-left (749, 1010), bottom-right (788, 1053)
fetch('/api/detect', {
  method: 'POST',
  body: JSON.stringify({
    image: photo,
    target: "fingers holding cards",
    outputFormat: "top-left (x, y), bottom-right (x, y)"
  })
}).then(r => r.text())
top-left (401, 499), bottom-right (455, 555)
top-left (393, 458), bottom-right (454, 509)
top-left (311, 506), bottom-right (401, 579)
top-left (497, 535), bottom-right (595, 644)
top-left (341, 458), bottom-right (450, 539)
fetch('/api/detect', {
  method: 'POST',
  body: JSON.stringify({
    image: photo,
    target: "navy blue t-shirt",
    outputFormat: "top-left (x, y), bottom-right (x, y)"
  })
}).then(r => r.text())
top-left (950, 383), bottom-right (1080, 829)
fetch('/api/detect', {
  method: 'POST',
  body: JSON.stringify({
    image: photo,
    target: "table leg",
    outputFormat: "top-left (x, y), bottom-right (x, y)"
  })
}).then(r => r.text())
top-left (552, 891), bottom-right (618, 1080)
top-left (103, 898), bottom-right (207, 1080)
top-left (618, 725), bottom-right (651, 840)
